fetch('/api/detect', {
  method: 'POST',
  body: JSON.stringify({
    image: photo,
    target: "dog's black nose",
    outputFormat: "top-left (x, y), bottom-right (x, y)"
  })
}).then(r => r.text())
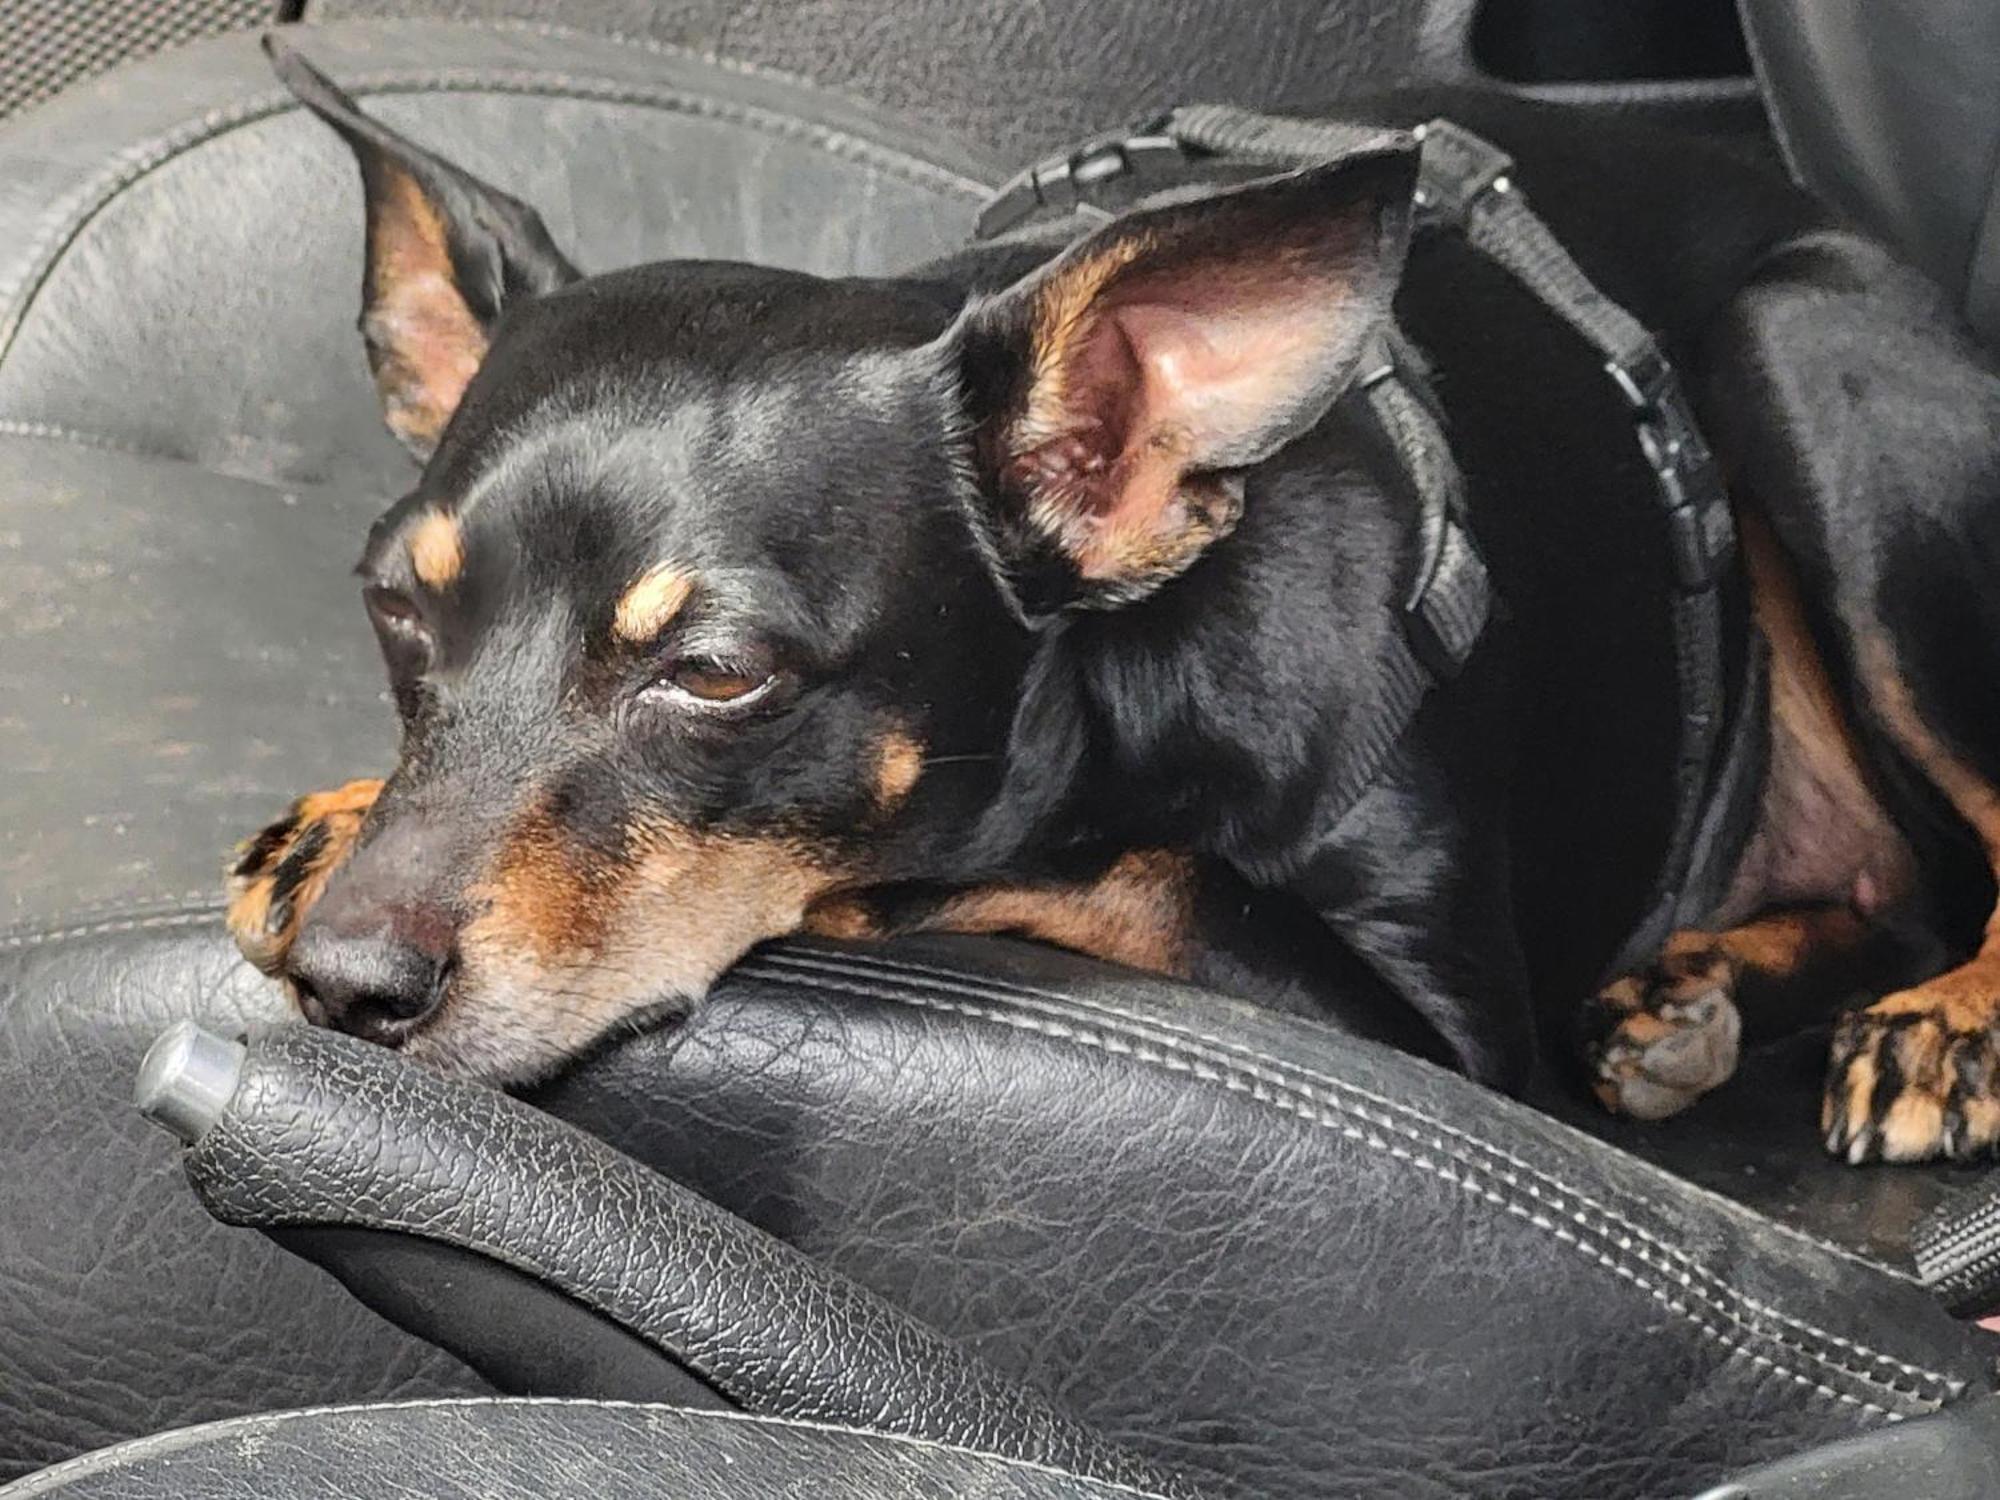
top-left (288, 924), bottom-right (448, 1045)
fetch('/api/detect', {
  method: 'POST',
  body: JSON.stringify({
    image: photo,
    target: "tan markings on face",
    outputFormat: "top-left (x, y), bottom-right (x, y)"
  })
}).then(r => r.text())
top-left (430, 803), bottom-right (846, 1080)
top-left (924, 850), bottom-right (1197, 976)
top-left (871, 728), bottom-right (925, 814)
top-left (612, 562), bottom-right (694, 644)
top-left (407, 511), bottom-right (464, 590)
top-left (226, 778), bottom-right (385, 974)
top-left (365, 166), bottom-right (489, 452)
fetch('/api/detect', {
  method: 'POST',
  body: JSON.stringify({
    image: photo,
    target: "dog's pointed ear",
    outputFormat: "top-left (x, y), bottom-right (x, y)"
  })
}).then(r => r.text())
top-left (954, 144), bottom-right (1417, 613)
top-left (267, 36), bottom-right (580, 460)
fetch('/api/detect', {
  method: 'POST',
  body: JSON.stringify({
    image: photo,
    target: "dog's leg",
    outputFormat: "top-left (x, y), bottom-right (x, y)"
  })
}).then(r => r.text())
top-left (1589, 906), bottom-right (1882, 1119)
top-left (806, 851), bottom-right (1200, 978)
top-left (225, 779), bottom-right (383, 974)
top-left (1822, 637), bottom-right (2000, 1162)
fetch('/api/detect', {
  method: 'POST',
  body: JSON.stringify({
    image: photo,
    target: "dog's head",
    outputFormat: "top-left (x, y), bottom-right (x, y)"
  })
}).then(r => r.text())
top-left (263, 43), bottom-right (1414, 1081)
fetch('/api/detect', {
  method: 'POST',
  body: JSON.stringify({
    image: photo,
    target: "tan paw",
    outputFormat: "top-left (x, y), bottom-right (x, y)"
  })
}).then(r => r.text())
top-left (1822, 992), bottom-right (2000, 1163)
top-left (225, 778), bottom-right (383, 973)
top-left (1587, 944), bottom-right (1743, 1120)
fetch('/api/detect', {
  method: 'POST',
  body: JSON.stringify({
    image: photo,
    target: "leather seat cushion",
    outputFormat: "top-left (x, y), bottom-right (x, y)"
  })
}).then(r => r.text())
top-left (0, 20), bottom-right (999, 496)
top-left (0, 1399), bottom-right (1145, 1499)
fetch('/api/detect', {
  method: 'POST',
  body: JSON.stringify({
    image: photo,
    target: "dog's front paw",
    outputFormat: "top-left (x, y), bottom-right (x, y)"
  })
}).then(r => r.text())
top-left (1823, 990), bottom-right (2000, 1163)
top-left (1587, 940), bottom-right (1743, 1120)
top-left (226, 779), bottom-right (383, 973)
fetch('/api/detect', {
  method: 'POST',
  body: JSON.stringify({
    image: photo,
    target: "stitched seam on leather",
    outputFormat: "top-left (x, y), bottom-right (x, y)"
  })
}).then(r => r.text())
top-left (0, 68), bottom-right (989, 370)
top-left (0, 903), bottom-right (222, 953)
top-left (785, 951), bottom-right (1945, 1365)
top-left (740, 957), bottom-right (1942, 1416)
top-left (0, 418), bottom-right (183, 462)
top-left (759, 946), bottom-right (1965, 1400)
top-left (3, 1397), bottom-right (1172, 1498)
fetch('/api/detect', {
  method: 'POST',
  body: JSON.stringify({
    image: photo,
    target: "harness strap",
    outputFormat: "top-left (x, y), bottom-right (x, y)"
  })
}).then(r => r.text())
top-left (975, 107), bottom-right (1738, 919)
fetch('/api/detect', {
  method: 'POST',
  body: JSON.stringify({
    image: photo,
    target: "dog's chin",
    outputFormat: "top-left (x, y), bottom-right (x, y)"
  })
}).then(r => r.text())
top-left (387, 988), bottom-right (701, 1088)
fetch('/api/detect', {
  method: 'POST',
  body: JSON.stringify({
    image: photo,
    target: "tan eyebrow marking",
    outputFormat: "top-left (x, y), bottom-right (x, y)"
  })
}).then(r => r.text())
top-left (407, 511), bottom-right (463, 589)
top-left (872, 728), bottom-right (925, 814)
top-left (613, 562), bottom-right (694, 643)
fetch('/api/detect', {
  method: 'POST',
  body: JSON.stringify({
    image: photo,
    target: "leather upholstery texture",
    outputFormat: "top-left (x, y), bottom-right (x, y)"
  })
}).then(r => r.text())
top-left (182, 1025), bottom-right (1173, 1496)
top-left (310, 0), bottom-right (1466, 165)
top-left (0, 920), bottom-right (483, 1483)
top-left (0, 20), bottom-right (999, 498)
top-left (1739, 0), bottom-right (2000, 345)
top-left (0, 1400), bottom-right (1157, 1500)
top-left (530, 935), bottom-right (1999, 1500)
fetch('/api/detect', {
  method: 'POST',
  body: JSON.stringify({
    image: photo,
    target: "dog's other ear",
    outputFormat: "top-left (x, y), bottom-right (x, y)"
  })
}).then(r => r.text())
top-left (956, 145), bottom-right (1417, 612)
top-left (267, 37), bottom-right (580, 459)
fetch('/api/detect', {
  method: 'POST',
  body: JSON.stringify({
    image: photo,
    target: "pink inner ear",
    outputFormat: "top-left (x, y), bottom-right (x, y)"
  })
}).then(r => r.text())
top-left (1004, 207), bottom-right (1373, 583)
top-left (1104, 257), bottom-right (1351, 462)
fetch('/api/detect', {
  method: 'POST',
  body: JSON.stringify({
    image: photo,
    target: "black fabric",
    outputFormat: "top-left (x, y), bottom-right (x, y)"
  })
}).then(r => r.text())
top-left (0, 0), bottom-right (273, 121)
top-left (0, 1400), bottom-right (1154, 1500)
top-left (267, 1228), bottom-right (729, 1408)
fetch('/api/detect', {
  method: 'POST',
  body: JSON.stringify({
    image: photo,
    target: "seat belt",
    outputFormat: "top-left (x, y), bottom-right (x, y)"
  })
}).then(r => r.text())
top-left (974, 107), bottom-right (1737, 937)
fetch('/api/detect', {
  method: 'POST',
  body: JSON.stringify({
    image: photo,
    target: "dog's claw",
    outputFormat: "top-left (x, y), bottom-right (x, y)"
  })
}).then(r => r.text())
top-left (1588, 967), bottom-right (1743, 1121)
top-left (1822, 999), bottom-right (2000, 1164)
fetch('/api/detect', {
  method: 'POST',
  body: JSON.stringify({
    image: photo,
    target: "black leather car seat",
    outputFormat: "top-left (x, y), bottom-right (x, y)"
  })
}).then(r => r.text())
top-left (1739, 0), bottom-right (2000, 346)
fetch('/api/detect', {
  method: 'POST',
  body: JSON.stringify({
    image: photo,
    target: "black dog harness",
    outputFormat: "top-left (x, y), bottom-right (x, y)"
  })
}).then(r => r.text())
top-left (977, 106), bottom-right (1743, 964)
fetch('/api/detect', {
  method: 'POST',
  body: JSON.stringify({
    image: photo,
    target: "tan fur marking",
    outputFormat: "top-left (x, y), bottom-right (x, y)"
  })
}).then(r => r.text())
top-left (366, 167), bottom-right (488, 451)
top-left (1022, 234), bottom-right (1151, 446)
top-left (407, 512), bottom-right (463, 590)
top-left (1878, 1089), bottom-right (1946, 1162)
top-left (437, 806), bottom-right (846, 1080)
top-left (1593, 905), bottom-right (1876, 1122)
top-left (872, 729), bottom-right (925, 813)
top-left (802, 894), bottom-right (883, 941)
top-left (925, 850), bottom-right (1197, 976)
top-left (225, 778), bottom-right (385, 974)
top-left (613, 563), bottom-right (694, 643)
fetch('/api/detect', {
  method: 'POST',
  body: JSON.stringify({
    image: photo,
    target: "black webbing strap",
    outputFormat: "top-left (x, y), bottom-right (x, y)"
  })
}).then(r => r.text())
top-left (975, 105), bottom-right (1733, 883)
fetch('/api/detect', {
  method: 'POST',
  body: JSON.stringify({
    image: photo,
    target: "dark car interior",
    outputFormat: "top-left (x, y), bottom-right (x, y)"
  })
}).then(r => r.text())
top-left (6, 1), bottom-right (2000, 1496)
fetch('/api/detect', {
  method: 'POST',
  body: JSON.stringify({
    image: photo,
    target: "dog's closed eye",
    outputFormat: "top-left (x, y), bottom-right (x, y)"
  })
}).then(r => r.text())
top-left (645, 650), bottom-right (781, 714)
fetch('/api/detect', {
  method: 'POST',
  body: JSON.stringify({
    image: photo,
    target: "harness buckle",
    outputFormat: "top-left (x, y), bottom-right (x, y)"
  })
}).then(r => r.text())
top-left (975, 121), bottom-right (1184, 239)
top-left (1412, 119), bottom-right (1515, 226)
top-left (1607, 342), bottom-right (1731, 592)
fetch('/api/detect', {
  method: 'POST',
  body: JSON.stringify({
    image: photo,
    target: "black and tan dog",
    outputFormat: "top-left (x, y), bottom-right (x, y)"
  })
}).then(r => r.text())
top-left (228, 43), bottom-right (2000, 1163)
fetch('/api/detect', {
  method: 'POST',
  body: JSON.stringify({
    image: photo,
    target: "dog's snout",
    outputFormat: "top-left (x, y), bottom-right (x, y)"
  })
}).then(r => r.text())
top-left (289, 921), bottom-right (450, 1045)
